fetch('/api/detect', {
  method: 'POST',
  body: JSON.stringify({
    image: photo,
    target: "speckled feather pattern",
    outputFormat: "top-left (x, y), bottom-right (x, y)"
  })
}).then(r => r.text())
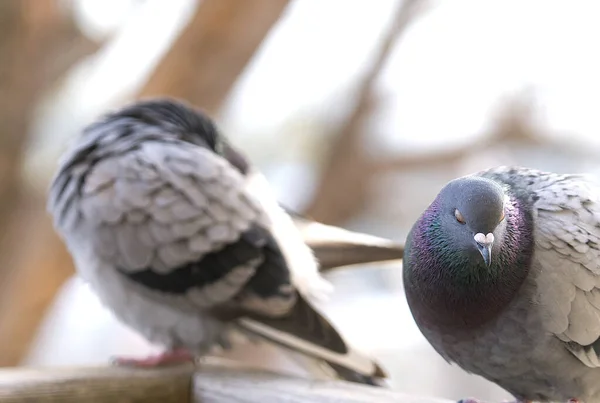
top-left (47, 99), bottom-right (383, 384)
top-left (404, 166), bottom-right (600, 402)
top-left (51, 138), bottom-right (272, 351)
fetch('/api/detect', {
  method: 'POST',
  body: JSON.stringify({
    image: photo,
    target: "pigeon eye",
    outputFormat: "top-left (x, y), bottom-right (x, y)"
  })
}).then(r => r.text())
top-left (454, 209), bottom-right (466, 224)
top-left (499, 209), bottom-right (506, 222)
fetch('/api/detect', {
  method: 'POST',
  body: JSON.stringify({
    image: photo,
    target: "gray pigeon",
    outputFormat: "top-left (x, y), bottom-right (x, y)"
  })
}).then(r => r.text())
top-left (402, 166), bottom-right (600, 403)
top-left (47, 98), bottom-right (386, 385)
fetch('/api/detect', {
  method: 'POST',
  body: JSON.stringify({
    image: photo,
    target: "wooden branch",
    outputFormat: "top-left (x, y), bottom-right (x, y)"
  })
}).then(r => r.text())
top-left (139, 0), bottom-right (290, 114)
top-left (0, 363), bottom-right (451, 403)
top-left (0, 364), bottom-right (192, 403)
top-left (304, 0), bottom-right (430, 225)
top-left (193, 364), bottom-right (449, 403)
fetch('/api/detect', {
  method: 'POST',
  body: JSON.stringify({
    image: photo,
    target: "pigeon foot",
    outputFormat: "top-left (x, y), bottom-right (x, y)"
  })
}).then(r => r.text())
top-left (111, 348), bottom-right (194, 368)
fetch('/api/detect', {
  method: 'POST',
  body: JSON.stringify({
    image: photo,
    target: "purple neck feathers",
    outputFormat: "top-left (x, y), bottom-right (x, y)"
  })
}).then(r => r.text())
top-left (404, 193), bottom-right (534, 331)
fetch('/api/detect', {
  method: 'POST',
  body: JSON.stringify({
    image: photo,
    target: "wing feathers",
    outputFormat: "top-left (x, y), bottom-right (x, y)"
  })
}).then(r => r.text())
top-left (483, 167), bottom-right (600, 368)
top-left (58, 141), bottom-right (269, 315)
top-left (506, 168), bottom-right (600, 367)
top-left (50, 127), bottom-right (385, 384)
top-left (236, 293), bottom-right (385, 383)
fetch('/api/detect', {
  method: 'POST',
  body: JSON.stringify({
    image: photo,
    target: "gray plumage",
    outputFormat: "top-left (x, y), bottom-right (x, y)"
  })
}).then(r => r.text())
top-left (48, 98), bottom-right (386, 385)
top-left (403, 166), bottom-right (600, 402)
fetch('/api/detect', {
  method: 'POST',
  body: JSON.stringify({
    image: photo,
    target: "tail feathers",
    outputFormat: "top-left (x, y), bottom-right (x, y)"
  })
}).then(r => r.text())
top-left (326, 361), bottom-right (387, 386)
top-left (235, 293), bottom-right (387, 386)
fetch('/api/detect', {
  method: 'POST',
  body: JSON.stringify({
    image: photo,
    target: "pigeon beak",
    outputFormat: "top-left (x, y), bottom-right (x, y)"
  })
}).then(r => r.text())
top-left (474, 232), bottom-right (494, 267)
top-left (476, 242), bottom-right (492, 267)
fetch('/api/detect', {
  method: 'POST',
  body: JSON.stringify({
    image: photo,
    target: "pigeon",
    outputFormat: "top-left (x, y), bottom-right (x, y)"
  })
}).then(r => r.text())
top-left (402, 166), bottom-right (600, 403)
top-left (47, 97), bottom-right (387, 385)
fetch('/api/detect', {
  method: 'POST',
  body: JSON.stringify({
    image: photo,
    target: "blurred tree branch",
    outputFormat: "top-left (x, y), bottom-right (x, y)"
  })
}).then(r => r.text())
top-left (0, 0), bottom-right (98, 366)
top-left (0, 0), bottom-right (96, 285)
top-left (373, 100), bottom-right (538, 172)
top-left (373, 94), bottom-right (597, 173)
top-left (303, 0), bottom-right (430, 225)
top-left (139, 0), bottom-right (290, 114)
top-left (303, 1), bottom-right (596, 227)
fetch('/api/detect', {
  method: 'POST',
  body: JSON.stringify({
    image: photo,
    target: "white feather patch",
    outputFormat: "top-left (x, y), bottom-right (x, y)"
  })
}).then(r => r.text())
top-left (243, 171), bottom-right (333, 301)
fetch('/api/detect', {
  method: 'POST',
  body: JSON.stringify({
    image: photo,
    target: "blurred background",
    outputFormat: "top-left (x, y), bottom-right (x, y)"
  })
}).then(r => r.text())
top-left (1, 0), bottom-right (600, 401)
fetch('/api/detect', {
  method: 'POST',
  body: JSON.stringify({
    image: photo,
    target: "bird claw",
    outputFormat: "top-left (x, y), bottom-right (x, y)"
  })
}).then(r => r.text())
top-left (111, 348), bottom-right (195, 368)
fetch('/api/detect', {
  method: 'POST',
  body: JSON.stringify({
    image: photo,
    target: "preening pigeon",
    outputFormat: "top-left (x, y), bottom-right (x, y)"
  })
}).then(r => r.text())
top-left (403, 166), bottom-right (600, 403)
top-left (47, 98), bottom-right (387, 385)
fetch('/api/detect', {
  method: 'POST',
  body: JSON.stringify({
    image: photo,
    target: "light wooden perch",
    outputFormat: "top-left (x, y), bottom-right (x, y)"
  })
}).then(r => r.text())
top-left (0, 362), bottom-right (450, 403)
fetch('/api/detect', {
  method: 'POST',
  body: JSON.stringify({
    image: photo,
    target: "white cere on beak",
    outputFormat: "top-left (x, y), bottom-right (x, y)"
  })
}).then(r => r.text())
top-left (474, 232), bottom-right (494, 245)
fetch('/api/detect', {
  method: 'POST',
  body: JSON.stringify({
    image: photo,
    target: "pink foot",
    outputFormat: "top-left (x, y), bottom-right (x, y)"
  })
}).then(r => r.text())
top-left (111, 348), bottom-right (194, 368)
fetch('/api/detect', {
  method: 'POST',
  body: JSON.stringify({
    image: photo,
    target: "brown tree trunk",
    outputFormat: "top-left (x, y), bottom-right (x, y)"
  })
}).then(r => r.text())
top-left (303, 0), bottom-right (429, 225)
top-left (139, 0), bottom-right (290, 114)
top-left (0, 0), bottom-right (98, 366)
top-left (0, 1), bottom-right (49, 284)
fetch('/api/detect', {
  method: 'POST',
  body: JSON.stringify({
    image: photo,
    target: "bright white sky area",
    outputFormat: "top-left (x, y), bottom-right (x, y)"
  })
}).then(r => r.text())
top-left (29, 0), bottom-right (600, 197)
top-left (34, 0), bottom-right (600, 166)
top-left (25, 1), bottom-right (600, 401)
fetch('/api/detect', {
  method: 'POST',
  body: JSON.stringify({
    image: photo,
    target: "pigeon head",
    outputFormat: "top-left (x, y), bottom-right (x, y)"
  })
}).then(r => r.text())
top-left (103, 98), bottom-right (222, 149)
top-left (115, 98), bottom-right (250, 174)
top-left (435, 176), bottom-right (508, 268)
top-left (403, 173), bottom-right (534, 329)
top-left (71, 98), bottom-right (250, 175)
